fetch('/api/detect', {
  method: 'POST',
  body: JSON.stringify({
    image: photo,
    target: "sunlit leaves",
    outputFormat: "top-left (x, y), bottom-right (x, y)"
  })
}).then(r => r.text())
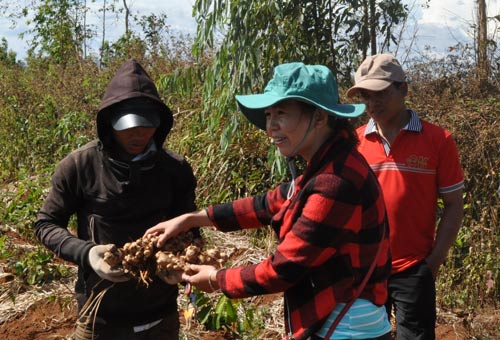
top-left (192, 0), bottom-right (408, 151)
top-left (24, 0), bottom-right (88, 64)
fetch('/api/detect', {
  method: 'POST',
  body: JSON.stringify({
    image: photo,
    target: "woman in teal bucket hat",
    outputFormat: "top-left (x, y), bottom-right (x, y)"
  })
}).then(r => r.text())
top-left (146, 63), bottom-right (392, 340)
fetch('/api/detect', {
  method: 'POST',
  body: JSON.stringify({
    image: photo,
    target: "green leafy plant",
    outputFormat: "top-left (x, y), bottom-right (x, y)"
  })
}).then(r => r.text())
top-left (0, 235), bottom-right (13, 260)
top-left (191, 288), bottom-right (271, 338)
top-left (12, 246), bottom-right (69, 285)
top-left (1, 176), bottom-right (50, 242)
top-left (196, 291), bottom-right (238, 332)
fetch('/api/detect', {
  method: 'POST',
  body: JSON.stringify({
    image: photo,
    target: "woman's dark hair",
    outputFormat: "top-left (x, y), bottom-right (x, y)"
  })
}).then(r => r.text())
top-left (296, 100), bottom-right (359, 148)
top-left (328, 117), bottom-right (359, 148)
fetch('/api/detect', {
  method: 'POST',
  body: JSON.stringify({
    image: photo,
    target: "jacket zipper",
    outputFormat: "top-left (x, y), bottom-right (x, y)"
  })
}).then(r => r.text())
top-left (89, 216), bottom-right (95, 242)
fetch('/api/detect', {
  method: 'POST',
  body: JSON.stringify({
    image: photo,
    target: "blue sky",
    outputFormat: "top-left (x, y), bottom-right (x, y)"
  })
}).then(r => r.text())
top-left (1, 0), bottom-right (499, 61)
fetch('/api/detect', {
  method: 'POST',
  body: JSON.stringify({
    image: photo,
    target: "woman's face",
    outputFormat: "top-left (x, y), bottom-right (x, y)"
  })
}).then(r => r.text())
top-left (265, 100), bottom-right (315, 159)
top-left (112, 127), bottom-right (157, 155)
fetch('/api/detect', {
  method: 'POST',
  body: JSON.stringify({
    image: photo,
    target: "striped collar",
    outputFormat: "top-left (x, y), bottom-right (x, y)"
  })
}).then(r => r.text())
top-left (365, 109), bottom-right (422, 135)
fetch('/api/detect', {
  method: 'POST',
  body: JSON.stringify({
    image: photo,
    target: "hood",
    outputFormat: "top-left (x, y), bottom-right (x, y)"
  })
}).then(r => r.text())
top-left (96, 59), bottom-right (173, 150)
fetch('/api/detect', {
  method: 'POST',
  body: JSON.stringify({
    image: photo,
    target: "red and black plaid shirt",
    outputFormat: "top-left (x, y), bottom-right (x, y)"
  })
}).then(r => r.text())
top-left (207, 134), bottom-right (391, 340)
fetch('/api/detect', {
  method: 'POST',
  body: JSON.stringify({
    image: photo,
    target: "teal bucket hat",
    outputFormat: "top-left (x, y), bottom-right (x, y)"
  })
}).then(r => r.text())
top-left (235, 62), bottom-right (366, 130)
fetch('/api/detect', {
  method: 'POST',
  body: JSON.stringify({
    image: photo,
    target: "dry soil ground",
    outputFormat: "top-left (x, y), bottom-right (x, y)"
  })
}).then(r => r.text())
top-left (0, 229), bottom-right (498, 340)
top-left (0, 280), bottom-right (484, 340)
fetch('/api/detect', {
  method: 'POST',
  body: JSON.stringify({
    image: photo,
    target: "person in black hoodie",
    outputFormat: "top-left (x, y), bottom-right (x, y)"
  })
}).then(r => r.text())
top-left (34, 59), bottom-right (197, 339)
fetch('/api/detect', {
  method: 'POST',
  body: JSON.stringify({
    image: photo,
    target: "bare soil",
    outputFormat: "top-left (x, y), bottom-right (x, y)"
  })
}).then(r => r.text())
top-left (1, 229), bottom-right (498, 340)
top-left (0, 290), bottom-right (490, 340)
top-left (0, 285), bottom-right (237, 340)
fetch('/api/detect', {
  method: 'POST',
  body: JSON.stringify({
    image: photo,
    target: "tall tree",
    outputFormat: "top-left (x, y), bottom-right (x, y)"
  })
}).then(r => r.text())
top-left (82, 0), bottom-right (86, 57)
top-left (189, 0), bottom-right (408, 148)
top-left (22, 0), bottom-right (87, 64)
top-left (0, 37), bottom-right (17, 65)
top-left (137, 13), bottom-right (169, 58)
top-left (476, 0), bottom-right (489, 85)
top-left (100, 0), bottom-right (106, 66)
top-left (369, 0), bottom-right (377, 55)
top-left (122, 0), bottom-right (130, 37)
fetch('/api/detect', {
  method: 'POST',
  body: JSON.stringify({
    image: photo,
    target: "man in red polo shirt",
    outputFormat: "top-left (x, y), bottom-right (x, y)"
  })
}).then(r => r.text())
top-left (347, 54), bottom-right (464, 340)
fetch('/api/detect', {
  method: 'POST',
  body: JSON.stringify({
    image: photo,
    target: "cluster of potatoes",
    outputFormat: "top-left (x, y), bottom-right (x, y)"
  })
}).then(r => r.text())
top-left (103, 232), bottom-right (228, 286)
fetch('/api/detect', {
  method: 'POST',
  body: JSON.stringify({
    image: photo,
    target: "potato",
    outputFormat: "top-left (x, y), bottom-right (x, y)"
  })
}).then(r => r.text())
top-left (103, 231), bottom-right (227, 286)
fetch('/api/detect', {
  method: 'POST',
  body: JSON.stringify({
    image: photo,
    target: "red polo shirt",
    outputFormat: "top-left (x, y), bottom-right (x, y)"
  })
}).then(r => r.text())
top-left (357, 110), bottom-right (464, 273)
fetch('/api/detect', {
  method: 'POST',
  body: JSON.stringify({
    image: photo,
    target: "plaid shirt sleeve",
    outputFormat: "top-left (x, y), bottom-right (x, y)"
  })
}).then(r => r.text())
top-left (208, 170), bottom-right (372, 298)
top-left (206, 182), bottom-right (290, 232)
top-left (207, 139), bottom-right (390, 339)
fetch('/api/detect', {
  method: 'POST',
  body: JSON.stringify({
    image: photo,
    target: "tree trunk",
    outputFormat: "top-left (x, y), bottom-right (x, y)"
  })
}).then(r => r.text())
top-left (83, 0), bottom-right (87, 58)
top-left (369, 0), bottom-right (376, 55)
top-left (123, 0), bottom-right (130, 36)
top-left (327, 0), bottom-right (337, 73)
top-left (477, 0), bottom-right (489, 86)
top-left (362, 0), bottom-right (369, 59)
top-left (100, 0), bottom-right (106, 68)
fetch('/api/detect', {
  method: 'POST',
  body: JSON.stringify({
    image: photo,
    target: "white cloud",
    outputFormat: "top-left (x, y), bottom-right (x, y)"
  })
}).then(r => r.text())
top-left (402, 2), bottom-right (471, 55)
top-left (132, 0), bottom-right (196, 33)
top-left (409, 0), bottom-right (500, 35)
top-left (0, 17), bottom-right (29, 57)
top-left (416, 0), bottom-right (472, 27)
top-left (2, 0), bottom-right (500, 61)
top-left (397, 0), bottom-right (500, 57)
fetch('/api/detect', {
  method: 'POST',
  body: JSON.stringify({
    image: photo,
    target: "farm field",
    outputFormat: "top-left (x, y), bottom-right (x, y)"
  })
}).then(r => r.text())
top-left (1, 226), bottom-right (499, 340)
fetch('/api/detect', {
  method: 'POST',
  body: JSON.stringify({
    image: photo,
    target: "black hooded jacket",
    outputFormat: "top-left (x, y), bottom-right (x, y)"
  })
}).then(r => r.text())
top-left (34, 59), bottom-right (197, 324)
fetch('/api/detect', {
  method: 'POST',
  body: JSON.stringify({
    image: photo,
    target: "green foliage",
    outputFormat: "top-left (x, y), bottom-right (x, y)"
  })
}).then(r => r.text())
top-left (192, 289), bottom-right (270, 338)
top-left (136, 13), bottom-right (170, 58)
top-left (405, 49), bottom-right (500, 314)
top-left (0, 175), bottom-right (49, 242)
top-left (197, 293), bottom-right (238, 331)
top-left (376, 0), bottom-right (408, 50)
top-left (190, 0), bottom-right (408, 149)
top-left (158, 59), bottom-right (288, 208)
top-left (0, 4), bottom-right (499, 337)
top-left (23, 0), bottom-right (88, 64)
top-left (0, 235), bottom-right (13, 259)
top-left (53, 110), bottom-right (94, 155)
top-left (0, 97), bottom-right (92, 182)
top-left (0, 37), bottom-right (17, 65)
top-left (12, 246), bottom-right (70, 285)
top-left (0, 235), bottom-right (69, 285)
top-left (0, 61), bottom-right (98, 182)
top-left (100, 33), bottom-right (147, 67)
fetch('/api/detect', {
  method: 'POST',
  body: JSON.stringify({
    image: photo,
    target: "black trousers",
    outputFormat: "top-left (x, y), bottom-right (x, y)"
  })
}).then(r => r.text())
top-left (386, 261), bottom-right (436, 340)
top-left (72, 310), bottom-right (180, 340)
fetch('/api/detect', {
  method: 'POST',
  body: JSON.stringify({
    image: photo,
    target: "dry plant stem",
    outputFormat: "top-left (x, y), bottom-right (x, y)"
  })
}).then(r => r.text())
top-left (76, 280), bottom-right (114, 340)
